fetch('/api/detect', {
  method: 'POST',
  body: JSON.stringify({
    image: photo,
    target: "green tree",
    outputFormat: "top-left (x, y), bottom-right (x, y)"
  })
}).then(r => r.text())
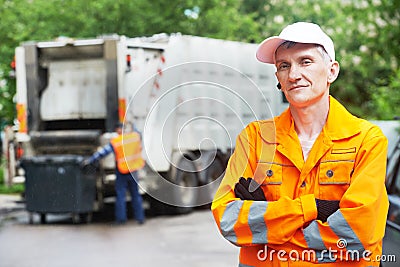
top-left (239, 0), bottom-right (400, 119)
top-left (0, 0), bottom-right (258, 127)
top-left (0, 0), bottom-right (399, 127)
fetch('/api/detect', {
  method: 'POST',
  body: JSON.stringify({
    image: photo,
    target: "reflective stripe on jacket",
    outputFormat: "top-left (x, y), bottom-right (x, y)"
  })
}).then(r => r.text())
top-left (110, 132), bottom-right (144, 174)
top-left (211, 96), bottom-right (389, 267)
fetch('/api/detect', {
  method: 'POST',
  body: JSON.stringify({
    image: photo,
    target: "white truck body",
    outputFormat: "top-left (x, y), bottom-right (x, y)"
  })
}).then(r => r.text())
top-left (124, 34), bottom-right (287, 172)
top-left (9, 34), bottom-right (288, 216)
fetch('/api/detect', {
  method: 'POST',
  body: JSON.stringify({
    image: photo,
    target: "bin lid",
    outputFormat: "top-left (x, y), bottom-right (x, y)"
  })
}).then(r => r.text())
top-left (21, 154), bottom-right (84, 164)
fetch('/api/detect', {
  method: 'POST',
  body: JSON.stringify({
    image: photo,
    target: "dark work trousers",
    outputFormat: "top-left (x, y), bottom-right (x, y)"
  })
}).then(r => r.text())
top-left (114, 170), bottom-right (145, 223)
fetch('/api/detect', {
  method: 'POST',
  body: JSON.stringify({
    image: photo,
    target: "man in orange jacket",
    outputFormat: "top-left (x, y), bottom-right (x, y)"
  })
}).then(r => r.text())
top-left (212, 22), bottom-right (389, 266)
top-left (85, 122), bottom-right (145, 225)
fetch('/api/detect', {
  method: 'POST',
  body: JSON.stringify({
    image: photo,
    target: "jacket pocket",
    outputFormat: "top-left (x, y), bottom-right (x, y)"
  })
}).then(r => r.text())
top-left (254, 162), bottom-right (282, 201)
top-left (318, 160), bottom-right (354, 199)
top-left (319, 160), bottom-right (354, 184)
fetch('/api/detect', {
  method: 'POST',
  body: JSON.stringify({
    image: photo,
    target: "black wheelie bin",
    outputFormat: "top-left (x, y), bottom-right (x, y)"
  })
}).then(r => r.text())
top-left (21, 155), bottom-right (97, 224)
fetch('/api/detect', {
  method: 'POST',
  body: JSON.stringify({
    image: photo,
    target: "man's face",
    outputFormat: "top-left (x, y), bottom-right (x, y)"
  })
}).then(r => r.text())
top-left (116, 126), bottom-right (123, 135)
top-left (274, 43), bottom-right (338, 108)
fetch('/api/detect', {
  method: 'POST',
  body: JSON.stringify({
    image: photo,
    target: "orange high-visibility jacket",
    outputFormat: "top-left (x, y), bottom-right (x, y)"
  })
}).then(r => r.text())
top-left (110, 132), bottom-right (145, 174)
top-left (212, 97), bottom-right (389, 267)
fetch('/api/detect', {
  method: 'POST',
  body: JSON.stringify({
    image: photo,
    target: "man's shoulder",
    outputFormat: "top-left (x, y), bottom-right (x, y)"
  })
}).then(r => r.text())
top-left (238, 118), bottom-right (278, 142)
top-left (245, 118), bottom-right (276, 131)
top-left (329, 98), bottom-right (386, 140)
top-left (359, 119), bottom-right (387, 138)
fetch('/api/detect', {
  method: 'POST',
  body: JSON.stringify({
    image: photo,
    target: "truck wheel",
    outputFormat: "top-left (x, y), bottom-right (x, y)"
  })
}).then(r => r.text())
top-left (167, 156), bottom-right (199, 214)
top-left (199, 156), bottom-right (226, 208)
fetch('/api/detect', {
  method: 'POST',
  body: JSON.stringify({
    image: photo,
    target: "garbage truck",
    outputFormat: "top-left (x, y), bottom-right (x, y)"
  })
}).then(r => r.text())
top-left (5, 33), bottom-right (288, 222)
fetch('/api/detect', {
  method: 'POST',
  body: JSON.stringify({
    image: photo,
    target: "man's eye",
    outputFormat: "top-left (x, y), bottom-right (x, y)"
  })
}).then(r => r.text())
top-left (278, 63), bottom-right (289, 70)
top-left (302, 59), bottom-right (312, 65)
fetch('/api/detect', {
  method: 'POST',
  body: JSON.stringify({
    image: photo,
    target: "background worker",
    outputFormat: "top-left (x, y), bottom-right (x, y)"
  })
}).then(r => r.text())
top-left (84, 122), bottom-right (145, 225)
top-left (211, 22), bottom-right (388, 266)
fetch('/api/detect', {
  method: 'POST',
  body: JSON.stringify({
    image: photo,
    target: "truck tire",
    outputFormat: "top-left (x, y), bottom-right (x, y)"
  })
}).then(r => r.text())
top-left (149, 155), bottom-right (199, 215)
top-left (168, 156), bottom-right (199, 214)
top-left (198, 155), bottom-right (226, 208)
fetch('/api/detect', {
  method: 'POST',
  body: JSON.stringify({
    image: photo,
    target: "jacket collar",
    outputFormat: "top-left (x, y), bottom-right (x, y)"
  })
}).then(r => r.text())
top-left (323, 96), bottom-right (362, 140)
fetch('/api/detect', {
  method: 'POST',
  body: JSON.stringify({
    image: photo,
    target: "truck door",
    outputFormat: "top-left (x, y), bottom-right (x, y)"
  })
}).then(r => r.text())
top-left (23, 38), bottom-right (119, 133)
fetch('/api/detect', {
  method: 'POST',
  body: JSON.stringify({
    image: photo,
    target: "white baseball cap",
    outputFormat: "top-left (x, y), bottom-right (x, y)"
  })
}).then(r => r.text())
top-left (256, 22), bottom-right (335, 64)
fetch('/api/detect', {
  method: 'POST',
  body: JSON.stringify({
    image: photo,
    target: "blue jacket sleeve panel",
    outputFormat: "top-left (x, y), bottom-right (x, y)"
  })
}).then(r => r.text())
top-left (88, 143), bottom-right (114, 164)
top-left (133, 126), bottom-right (143, 142)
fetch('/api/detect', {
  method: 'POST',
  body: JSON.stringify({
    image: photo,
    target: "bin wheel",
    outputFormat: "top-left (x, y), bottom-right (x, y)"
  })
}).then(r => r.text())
top-left (40, 213), bottom-right (46, 224)
top-left (80, 212), bottom-right (93, 224)
top-left (28, 213), bottom-right (34, 224)
top-left (72, 213), bottom-right (80, 224)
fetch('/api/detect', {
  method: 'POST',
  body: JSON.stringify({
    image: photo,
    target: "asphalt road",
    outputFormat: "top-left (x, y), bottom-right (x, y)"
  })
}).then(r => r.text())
top-left (0, 196), bottom-right (239, 267)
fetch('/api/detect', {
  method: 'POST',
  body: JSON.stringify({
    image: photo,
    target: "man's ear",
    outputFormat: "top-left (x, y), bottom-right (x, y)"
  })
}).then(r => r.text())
top-left (275, 72), bottom-right (281, 89)
top-left (328, 61), bottom-right (340, 83)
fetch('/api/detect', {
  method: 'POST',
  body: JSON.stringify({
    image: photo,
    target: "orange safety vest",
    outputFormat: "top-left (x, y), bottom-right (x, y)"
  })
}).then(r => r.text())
top-left (212, 96), bottom-right (389, 267)
top-left (110, 132), bottom-right (145, 174)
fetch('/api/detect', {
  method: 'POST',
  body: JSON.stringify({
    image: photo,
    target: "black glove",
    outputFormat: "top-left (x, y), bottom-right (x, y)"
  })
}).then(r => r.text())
top-left (80, 158), bottom-right (92, 169)
top-left (315, 199), bottom-right (340, 222)
top-left (234, 177), bottom-right (266, 201)
top-left (80, 159), bottom-right (97, 174)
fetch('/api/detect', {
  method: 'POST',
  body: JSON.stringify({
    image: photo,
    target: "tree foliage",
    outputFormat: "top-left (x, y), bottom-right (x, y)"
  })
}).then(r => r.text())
top-left (0, 0), bottom-right (399, 128)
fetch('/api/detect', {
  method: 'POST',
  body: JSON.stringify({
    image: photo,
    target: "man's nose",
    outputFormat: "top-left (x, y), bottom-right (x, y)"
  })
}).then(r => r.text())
top-left (288, 64), bottom-right (301, 81)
